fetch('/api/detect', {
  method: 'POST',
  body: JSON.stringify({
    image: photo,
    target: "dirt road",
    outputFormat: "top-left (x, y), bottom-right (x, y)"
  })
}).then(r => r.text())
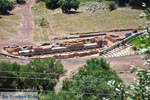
top-left (0, 0), bottom-right (34, 48)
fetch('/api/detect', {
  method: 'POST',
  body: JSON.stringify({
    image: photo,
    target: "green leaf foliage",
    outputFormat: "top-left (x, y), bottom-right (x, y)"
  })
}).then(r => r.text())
top-left (0, 62), bottom-right (21, 89)
top-left (108, 1), bottom-right (117, 11)
top-left (45, 0), bottom-right (60, 9)
top-left (16, 0), bottom-right (26, 4)
top-left (58, 0), bottom-right (80, 13)
top-left (0, 58), bottom-right (66, 91)
top-left (39, 58), bottom-right (122, 100)
top-left (0, 0), bottom-right (14, 14)
top-left (20, 58), bottom-right (66, 91)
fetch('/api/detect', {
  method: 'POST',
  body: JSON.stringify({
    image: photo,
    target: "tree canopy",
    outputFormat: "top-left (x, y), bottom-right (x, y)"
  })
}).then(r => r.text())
top-left (45, 0), bottom-right (60, 9)
top-left (45, 0), bottom-right (80, 13)
top-left (0, 0), bottom-right (14, 14)
top-left (0, 58), bottom-right (66, 91)
top-left (39, 58), bottom-right (122, 100)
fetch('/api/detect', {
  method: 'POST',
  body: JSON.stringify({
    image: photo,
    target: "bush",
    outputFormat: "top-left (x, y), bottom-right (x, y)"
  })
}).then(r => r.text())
top-left (109, 1), bottom-right (117, 11)
top-left (0, 0), bottom-right (14, 14)
top-left (16, 0), bottom-right (26, 4)
top-left (45, 0), bottom-right (59, 9)
top-left (39, 17), bottom-right (48, 27)
top-left (59, 0), bottom-right (80, 13)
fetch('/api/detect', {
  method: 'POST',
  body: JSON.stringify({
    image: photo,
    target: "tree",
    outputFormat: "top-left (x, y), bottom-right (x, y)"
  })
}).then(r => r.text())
top-left (39, 58), bottom-right (122, 100)
top-left (0, 58), bottom-right (66, 92)
top-left (0, 0), bottom-right (14, 14)
top-left (59, 0), bottom-right (80, 13)
top-left (20, 58), bottom-right (66, 91)
top-left (0, 62), bottom-right (22, 90)
top-left (118, 0), bottom-right (127, 7)
top-left (16, 0), bottom-right (26, 4)
top-left (108, 1), bottom-right (117, 11)
top-left (45, 0), bottom-right (59, 9)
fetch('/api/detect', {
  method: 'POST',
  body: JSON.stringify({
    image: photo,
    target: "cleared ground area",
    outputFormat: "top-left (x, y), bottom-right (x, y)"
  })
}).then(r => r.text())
top-left (31, 1), bottom-right (146, 40)
top-left (0, 14), bottom-right (22, 40)
top-left (51, 8), bottom-right (145, 34)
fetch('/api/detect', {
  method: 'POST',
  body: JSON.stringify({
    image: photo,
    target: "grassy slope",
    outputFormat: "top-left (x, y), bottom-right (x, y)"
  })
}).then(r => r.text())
top-left (51, 8), bottom-right (145, 33)
top-left (32, 2), bottom-right (54, 41)
top-left (127, 34), bottom-right (150, 48)
top-left (32, 1), bottom-right (146, 40)
top-left (0, 14), bottom-right (22, 40)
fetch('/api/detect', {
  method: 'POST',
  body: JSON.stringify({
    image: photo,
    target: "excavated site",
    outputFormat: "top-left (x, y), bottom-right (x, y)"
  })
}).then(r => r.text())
top-left (0, 31), bottom-right (143, 59)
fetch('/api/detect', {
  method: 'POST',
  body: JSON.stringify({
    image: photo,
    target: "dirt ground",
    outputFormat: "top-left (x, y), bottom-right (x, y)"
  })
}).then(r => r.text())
top-left (0, 0), bottom-right (35, 49)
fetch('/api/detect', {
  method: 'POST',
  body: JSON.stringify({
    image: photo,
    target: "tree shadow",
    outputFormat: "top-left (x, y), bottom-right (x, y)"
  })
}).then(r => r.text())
top-left (1, 13), bottom-right (14, 16)
top-left (65, 11), bottom-right (82, 14)
top-left (131, 6), bottom-right (144, 10)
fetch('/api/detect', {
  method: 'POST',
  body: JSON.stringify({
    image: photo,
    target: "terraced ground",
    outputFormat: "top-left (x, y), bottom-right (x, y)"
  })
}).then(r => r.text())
top-left (31, 1), bottom-right (146, 40)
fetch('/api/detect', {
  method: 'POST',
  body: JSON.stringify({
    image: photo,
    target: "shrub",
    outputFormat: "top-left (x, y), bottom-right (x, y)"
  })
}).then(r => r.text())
top-left (0, 0), bottom-right (14, 14)
top-left (59, 0), bottom-right (80, 13)
top-left (109, 1), bottom-right (117, 11)
top-left (45, 0), bottom-right (59, 9)
top-left (39, 17), bottom-right (48, 27)
top-left (16, 0), bottom-right (26, 4)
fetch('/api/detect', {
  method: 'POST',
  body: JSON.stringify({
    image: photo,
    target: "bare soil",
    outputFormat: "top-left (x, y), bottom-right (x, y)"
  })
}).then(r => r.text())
top-left (0, 0), bottom-right (35, 49)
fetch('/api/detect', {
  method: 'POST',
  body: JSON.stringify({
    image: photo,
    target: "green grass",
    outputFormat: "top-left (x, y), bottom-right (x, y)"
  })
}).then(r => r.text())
top-left (32, 2), bottom-right (53, 41)
top-left (127, 35), bottom-right (150, 48)
top-left (0, 55), bottom-right (6, 58)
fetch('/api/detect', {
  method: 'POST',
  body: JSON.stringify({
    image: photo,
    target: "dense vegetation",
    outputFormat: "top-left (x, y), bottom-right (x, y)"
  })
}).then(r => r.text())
top-left (40, 58), bottom-right (122, 100)
top-left (44, 0), bottom-right (150, 13)
top-left (0, 0), bottom-right (14, 14)
top-left (0, 57), bottom-right (122, 99)
top-left (45, 0), bottom-right (80, 12)
top-left (0, 58), bottom-right (66, 91)
top-left (59, 0), bottom-right (80, 13)
top-left (16, 0), bottom-right (26, 4)
top-left (45, 0), bottom-right (59, 9)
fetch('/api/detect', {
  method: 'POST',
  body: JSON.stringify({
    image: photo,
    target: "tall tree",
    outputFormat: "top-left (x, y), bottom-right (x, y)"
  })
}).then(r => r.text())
top-left (20, 58), bottom-right (66, 91)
